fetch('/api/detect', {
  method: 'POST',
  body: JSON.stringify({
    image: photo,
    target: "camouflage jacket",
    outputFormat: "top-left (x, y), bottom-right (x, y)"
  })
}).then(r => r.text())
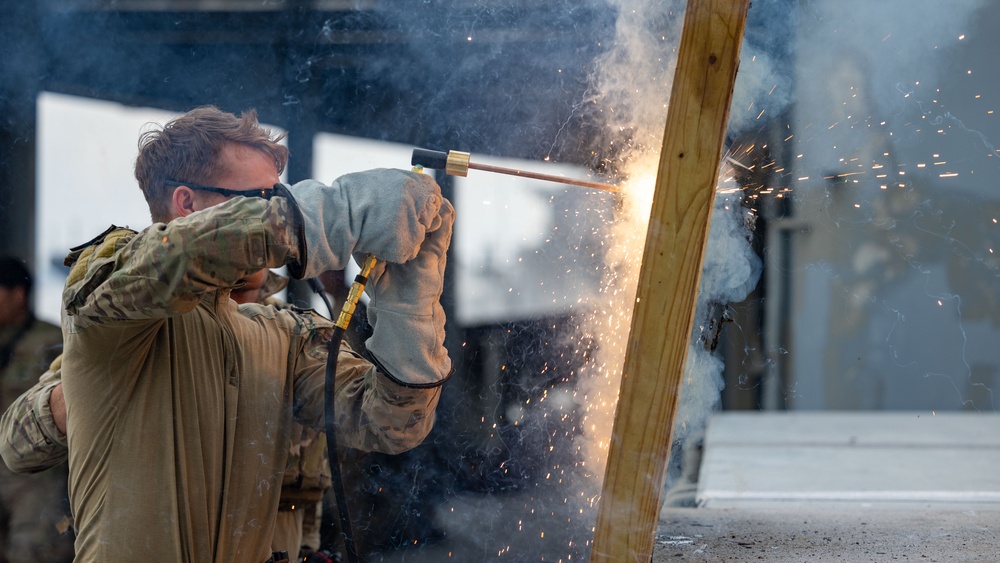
top-left (56, 196), bottom-right (441, 562)
top-left (0, 274), bottom-right (334, 500)
top-left (0, 356), bottom-right (68, 472)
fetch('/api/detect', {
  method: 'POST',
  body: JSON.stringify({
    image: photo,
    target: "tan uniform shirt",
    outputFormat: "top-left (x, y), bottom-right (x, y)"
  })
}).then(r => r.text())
top-left (59, 197), bottom-right (441, 562)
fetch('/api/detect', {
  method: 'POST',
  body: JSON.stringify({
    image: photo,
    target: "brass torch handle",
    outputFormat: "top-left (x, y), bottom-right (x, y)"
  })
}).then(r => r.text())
top-left (335, 254), bottom-right (377, 330)
top-left (445, 150), bottom-right (471, 177)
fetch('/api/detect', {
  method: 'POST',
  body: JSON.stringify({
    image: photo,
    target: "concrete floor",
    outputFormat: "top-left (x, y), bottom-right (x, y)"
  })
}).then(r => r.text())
top-left (362, 412), bottom-right (1000, 561)
top-left (363, 500), bottom-right (1000, 562)
top-left (653, 507), bottom-right (999, 562)
top-left (651, 412), bottom-right (1000, 561)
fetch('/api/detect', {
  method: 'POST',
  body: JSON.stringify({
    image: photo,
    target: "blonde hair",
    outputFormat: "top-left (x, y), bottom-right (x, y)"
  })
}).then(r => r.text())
top-left (134, 106), bottom-right (289, 222)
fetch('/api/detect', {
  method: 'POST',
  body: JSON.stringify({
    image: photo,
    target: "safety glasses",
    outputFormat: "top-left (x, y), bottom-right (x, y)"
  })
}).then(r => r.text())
top-left (165, 180), bottom-right (278, 200)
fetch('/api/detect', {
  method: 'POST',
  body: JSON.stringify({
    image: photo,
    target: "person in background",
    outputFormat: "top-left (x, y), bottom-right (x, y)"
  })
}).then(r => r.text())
top-left (0, 256), bottom-right (75, 561)
top-left (32, 105), bottom-right (453, 562)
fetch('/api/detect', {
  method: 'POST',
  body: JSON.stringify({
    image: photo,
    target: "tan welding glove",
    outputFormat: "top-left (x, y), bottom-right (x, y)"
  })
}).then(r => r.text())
top-left (283, 169), bottom-right (443, 279)
top-left (356, 198), bottom-right (455, 387)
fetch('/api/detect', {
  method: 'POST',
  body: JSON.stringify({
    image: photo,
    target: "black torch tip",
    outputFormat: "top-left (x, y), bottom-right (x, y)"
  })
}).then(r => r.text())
top-left (411, 148), bottom-right (450, 170)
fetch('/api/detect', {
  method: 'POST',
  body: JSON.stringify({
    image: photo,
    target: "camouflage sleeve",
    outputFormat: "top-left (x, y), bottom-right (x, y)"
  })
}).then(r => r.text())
top-left (0, 362), bottom-right (68, 474)
top-left (289, 312), bottom-right (441, 455)
top-left (329, 347), bottom-right (441, 455)
top-left (64, 197), bottom-right (303, 329)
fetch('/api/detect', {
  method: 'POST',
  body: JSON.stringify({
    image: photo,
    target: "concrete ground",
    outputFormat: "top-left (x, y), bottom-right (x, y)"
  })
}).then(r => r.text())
top-left (364, 500), bottom-right (1000, 562)
top-left (367, 495), bottom-right (1000, 563)
top-left (363, 412), bottom-right (1000, 561)
top-left (653, 507), bottom-right (999, 562)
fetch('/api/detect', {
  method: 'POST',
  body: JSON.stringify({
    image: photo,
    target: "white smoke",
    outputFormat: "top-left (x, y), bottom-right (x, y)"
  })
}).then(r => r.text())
top-left (580, 0), bottom-right (993, 502)
top-left (575, 0), bottom-right (767, 494)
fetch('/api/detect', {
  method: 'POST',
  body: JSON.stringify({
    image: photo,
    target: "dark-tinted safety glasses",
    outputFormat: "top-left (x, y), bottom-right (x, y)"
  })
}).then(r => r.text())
top-left (165, 180), bottom-right (279, 200)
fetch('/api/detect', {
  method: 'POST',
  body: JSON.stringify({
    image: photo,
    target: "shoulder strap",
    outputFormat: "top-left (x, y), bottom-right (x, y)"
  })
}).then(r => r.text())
top-left (64, 225), bottom-right (136, 287)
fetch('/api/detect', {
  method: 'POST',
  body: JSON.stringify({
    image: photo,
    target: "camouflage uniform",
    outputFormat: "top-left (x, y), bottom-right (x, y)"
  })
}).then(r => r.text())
top-left (0, 358), bottom-right (69, 472)
top-left (0, 314), bottom-right (75, 562)
top-left (1, 275), bottom-right (334, 559)
top-left (56, 195), bottom-right (442, 562)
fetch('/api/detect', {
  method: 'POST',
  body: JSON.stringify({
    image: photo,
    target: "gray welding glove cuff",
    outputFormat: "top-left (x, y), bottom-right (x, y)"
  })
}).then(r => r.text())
top-left (356, 198), bottom-right (455, 387)
top-left (282, 169), bottom-right (443, 279)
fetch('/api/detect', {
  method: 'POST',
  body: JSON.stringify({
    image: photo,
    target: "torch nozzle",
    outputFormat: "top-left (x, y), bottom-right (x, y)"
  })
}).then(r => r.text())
top-left (411, 148), bottom-right (622, 194)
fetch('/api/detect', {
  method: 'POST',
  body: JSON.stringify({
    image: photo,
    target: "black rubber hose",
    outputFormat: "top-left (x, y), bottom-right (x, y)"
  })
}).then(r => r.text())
top-left (309, 279), bottom-right (362, 563)
top-left (324, 326), bottom-right (361, 563)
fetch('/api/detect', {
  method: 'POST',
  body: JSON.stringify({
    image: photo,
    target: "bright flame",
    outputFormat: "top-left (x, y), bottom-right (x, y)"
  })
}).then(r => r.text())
top-left (576, 162), bottom-right (657, 481)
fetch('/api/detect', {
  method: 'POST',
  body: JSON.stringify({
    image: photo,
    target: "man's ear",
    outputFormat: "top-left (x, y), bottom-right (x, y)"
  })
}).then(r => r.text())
top-left (171, 185), bottom-right (198, 217)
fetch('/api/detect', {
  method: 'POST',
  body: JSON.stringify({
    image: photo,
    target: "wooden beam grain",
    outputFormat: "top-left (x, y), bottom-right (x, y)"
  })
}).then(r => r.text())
top-left (590, 1), bottom-right (751, 561)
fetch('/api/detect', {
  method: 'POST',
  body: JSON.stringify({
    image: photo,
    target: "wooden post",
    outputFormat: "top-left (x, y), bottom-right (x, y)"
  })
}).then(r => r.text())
top-left (590, 1), bottom-right (750, 562)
